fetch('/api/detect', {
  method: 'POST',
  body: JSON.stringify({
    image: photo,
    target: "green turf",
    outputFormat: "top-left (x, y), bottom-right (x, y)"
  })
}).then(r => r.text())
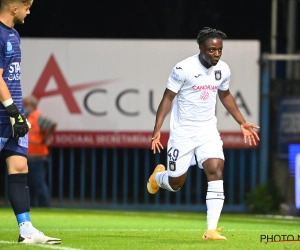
top-left (0, 208), bottom-right (300, 249)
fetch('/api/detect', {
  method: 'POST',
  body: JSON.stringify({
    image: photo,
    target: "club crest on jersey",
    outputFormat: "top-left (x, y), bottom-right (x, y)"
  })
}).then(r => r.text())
top-left (6, 41), bottom-right (14, 54)
top-left (214, 70), bottom-right (221, 80)
top-left (169, 161), bottom-right (176, 171)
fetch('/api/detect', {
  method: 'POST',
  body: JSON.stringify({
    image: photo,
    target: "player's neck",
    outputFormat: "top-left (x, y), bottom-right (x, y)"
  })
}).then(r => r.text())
top-left (198, 54), bottom-right (212, 69)
top-left (0, 14), bottom-right (15, 28)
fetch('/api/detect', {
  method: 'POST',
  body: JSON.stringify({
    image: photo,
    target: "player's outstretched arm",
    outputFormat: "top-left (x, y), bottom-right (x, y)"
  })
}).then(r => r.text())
top-left (218, 89), bottom-right (260, 146)
top-left (151, 130), bottom-right (163, 154)
top-left (151, 88), bottom-right (176, 154)
top-left (240, 122), bottom-right (260, 146)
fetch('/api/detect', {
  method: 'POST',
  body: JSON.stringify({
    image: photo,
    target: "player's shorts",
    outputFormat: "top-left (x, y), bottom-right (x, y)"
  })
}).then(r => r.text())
top-left (167, 121), bottom-right (224, 178)
top-left (0, 123), bottom-right (28, 160)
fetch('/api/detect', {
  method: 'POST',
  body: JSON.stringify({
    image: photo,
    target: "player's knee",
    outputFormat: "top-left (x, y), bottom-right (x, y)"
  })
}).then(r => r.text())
top-left (209, 166), bottom-right (223, 176)
top-left (203, 159), bottom-right (224, 178)
top-left (214, 169), bottom-right (223, 180)
top-left (7, 156), bottom-right (28, 174)
top-left (10, 164), bottom-right (28, 174)
top-left (204, 165), bottom-right (223, 181)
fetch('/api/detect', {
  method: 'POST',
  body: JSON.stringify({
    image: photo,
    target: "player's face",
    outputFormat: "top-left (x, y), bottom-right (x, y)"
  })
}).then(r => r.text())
top-left (13, 3), bottom-right (32, 25)
top-left (199, 38), bottom-right (223, 67)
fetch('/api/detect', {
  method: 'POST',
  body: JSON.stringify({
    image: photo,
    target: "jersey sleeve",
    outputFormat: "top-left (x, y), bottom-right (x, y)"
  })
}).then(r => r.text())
top-left (218, 65), bottom-right (230, 91)
top-left (166, 64), bottom-right (186, 93)
top-left (0, 39), bottom-right (6, 69)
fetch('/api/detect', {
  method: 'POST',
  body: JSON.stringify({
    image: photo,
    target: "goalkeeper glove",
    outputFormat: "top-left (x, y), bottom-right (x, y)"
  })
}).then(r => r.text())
top-left (5, 102), bottom-right (30, 138)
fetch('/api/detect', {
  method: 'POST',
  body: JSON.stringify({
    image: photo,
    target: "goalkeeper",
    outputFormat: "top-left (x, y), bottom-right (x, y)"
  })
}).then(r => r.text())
top-left (0, 0), bottom-right (61, 245)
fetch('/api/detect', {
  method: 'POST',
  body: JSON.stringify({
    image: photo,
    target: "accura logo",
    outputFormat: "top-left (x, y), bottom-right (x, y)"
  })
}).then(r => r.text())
top-left (32, 54), bottom-right (116, 114)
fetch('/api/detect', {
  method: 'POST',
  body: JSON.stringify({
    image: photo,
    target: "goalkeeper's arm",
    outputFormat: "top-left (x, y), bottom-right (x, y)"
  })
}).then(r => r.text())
top-left (2, 98), bottom-right (29, 138)
top-left (0, 72), bottom-right (29, 137)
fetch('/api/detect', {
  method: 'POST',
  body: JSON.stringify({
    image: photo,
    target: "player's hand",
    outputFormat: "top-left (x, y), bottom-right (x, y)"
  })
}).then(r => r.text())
top-left (151, 130), bottom-right (164, 154)
top-left (5, 103), bottom-right (30, 137)
top-left (240, 122), bottom-right (260, 146)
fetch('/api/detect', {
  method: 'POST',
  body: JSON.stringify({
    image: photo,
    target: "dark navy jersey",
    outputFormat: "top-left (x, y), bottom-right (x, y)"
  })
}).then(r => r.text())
top-left (0, 22), bottom-right (23, 124)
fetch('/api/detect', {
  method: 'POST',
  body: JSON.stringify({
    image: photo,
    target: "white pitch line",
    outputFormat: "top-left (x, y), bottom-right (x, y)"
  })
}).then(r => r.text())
top-left (225, 218), bottom-right (299, 224)
top-left (0, 241), bottom-right (83, 250)
top-left (2, 228), bottom-right (299, 232)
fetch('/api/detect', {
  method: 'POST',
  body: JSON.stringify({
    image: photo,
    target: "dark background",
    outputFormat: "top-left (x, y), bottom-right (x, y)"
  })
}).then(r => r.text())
top-left (14, 0), bottom-right (299, 54)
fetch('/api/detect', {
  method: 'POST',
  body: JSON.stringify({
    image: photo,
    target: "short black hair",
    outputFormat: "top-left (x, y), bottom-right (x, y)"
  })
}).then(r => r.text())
top-left (0, 0), bottom-right (32, 5)
top-left (196, 27), bottom-right (227, 45)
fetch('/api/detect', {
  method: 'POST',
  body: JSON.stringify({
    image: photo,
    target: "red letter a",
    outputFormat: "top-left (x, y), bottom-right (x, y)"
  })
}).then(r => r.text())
top-left (32, 54), bottom-right (81, 113)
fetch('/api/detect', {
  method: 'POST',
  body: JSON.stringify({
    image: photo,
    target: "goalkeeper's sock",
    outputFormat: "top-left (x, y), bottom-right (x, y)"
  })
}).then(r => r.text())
top-left (8, 174), bottom-right (35, 234)
top-left (8, 174), bottom-right (30, 215)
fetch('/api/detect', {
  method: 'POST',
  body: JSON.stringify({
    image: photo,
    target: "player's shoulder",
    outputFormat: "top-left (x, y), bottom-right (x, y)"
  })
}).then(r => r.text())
top-left (215, 59), bottom-right (230, 70)
top-left (174, 54), bottom-right (198, 70)
top-left (0, 23), bottom-right (8, 38)
top-left (12, 27), bottom-right (20, 37)
top-left (0, 23), bottom-right (19, 43)
top-left (177, 54), bottom-right (198, 65)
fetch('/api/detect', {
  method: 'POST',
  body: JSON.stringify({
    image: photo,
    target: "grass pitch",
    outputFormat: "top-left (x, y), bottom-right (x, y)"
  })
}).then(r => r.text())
top-left (0, 208), bottom-right (300, 250)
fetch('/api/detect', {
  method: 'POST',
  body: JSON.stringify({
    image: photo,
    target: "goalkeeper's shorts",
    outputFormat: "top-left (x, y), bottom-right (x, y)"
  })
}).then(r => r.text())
top-left (0, 123), bottom-right (28, 159)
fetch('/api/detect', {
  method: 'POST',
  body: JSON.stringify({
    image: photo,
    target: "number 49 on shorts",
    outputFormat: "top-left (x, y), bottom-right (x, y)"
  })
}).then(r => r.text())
top-left (167, 147), bottom-right (179, 161)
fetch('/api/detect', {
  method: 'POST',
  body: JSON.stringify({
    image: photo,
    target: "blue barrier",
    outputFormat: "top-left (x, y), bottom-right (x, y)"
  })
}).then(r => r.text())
top-left (0, 147), bottom-right (259, 212)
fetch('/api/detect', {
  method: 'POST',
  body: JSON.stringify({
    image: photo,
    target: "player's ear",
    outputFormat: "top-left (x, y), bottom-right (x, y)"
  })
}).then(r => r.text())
top-left (11, 6), bottom-right (18, 14)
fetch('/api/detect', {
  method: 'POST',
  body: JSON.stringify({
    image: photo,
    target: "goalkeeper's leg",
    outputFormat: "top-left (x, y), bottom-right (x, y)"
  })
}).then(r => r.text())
top-left (4, 146), bottom-right (61, 244)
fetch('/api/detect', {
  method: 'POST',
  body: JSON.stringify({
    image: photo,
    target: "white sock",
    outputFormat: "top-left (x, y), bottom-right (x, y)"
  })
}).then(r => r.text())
top-left (155, 171), bottom-right (178, 192)
top-left (19, 221), bottom-right (37, 235)
top-left (206, 180), bottom-right (225, 230)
